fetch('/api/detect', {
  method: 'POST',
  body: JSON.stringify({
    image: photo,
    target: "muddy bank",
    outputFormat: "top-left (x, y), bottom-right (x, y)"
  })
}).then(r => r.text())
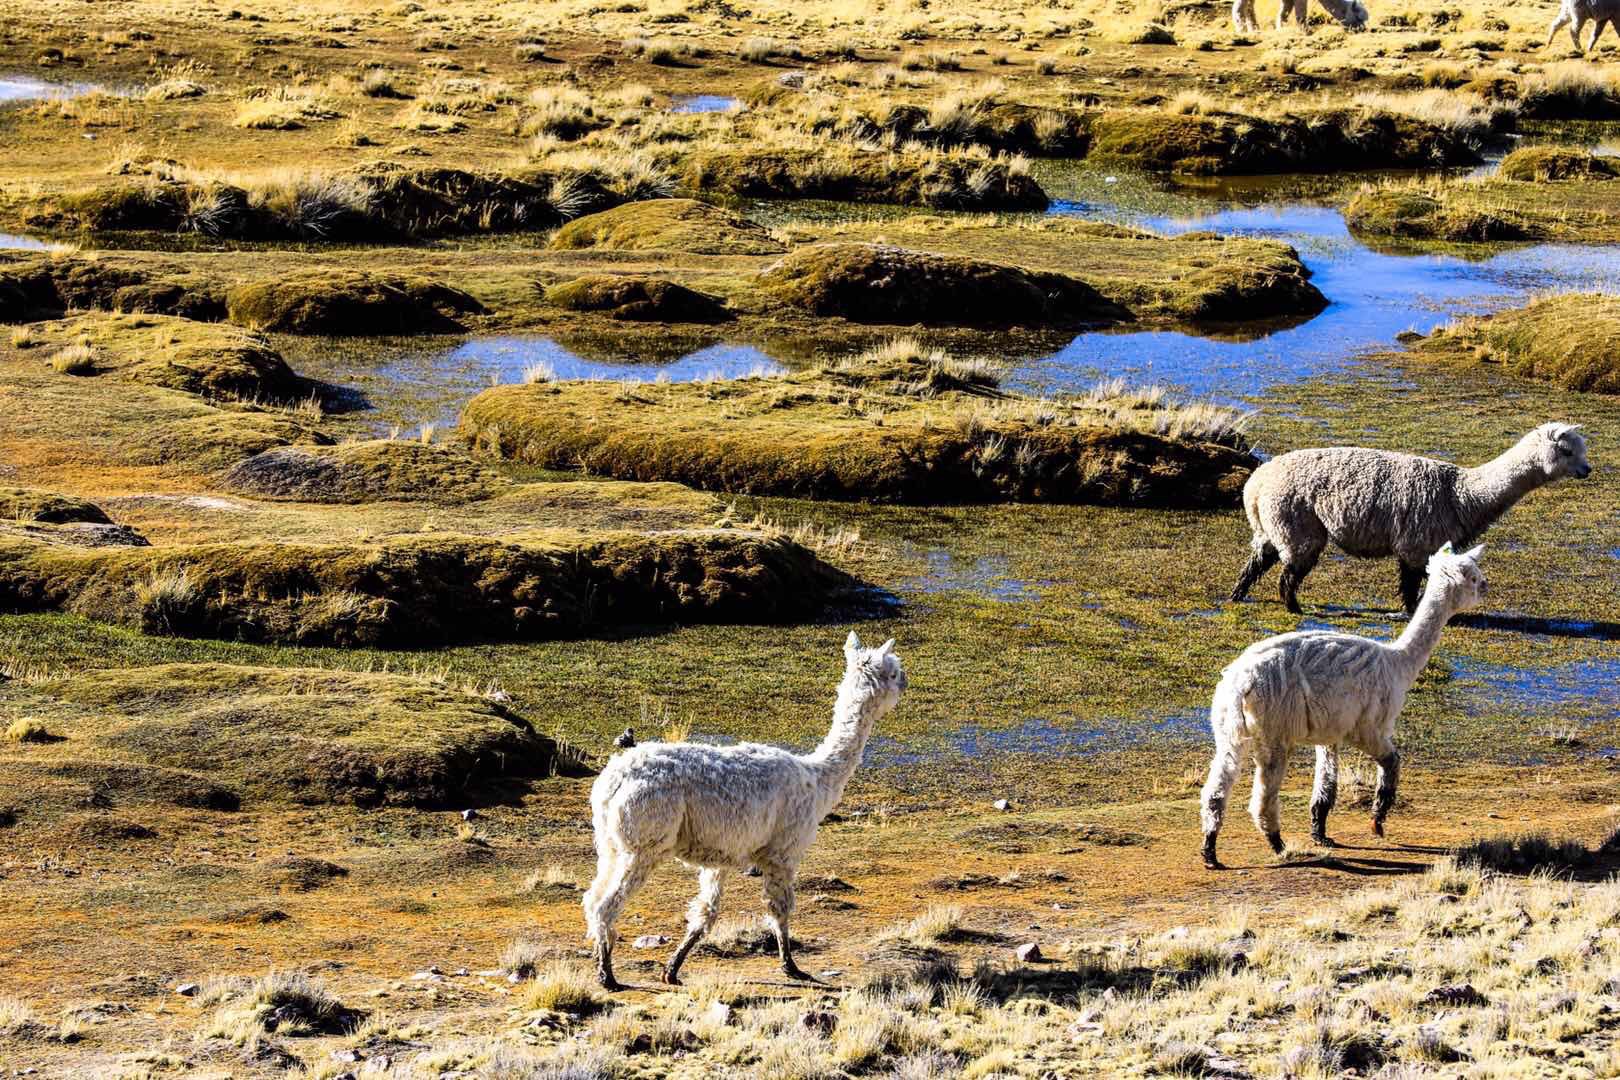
top-left (1345, 158), bottom-right (1620, 243)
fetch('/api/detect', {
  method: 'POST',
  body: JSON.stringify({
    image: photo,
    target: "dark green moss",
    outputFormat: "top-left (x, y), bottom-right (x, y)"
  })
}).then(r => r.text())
top-left (0, 529), bottom-right (855, 645)
top-left (1343, 187), bottom-right (1532, 241)
top-left (549, 199), bottom-right (785, 255)
top-left (758, 243), bottom-right (1126, 327)
top-left (543, 274), bottom-right (732, 323)
top-left (1496, 146), bottom-right (1620, 182)
top-left (681, 148), bottom-right (1049, 211)
top-left (225, 271), bottom-right (487, 335)
top-left (0, 487), bottom-right (112, 525)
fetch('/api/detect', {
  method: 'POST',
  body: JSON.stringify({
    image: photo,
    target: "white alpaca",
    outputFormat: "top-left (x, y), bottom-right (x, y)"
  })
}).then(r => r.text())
top-left (1232, 423), bottom-right (1590, 615)
top-left (1200, 544), bottom-right (1488, 869)
top-left (1232, 0), bottom-right (1368, 32)
top-left (1545, 0), bottom-right (1620, 50)
top-left (582, 632), bottom-right (906, 989)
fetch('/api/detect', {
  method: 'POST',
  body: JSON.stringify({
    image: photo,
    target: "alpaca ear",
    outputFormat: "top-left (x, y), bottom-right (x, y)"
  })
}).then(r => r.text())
top-left (844, 630), bottom-right (861, 658)
top-left (877, 638), bottom-right (896, 657)
top-left (1436, 542), bottom-right (1454, 557)
top-left (1463, 543), bottom-right (1485, 562)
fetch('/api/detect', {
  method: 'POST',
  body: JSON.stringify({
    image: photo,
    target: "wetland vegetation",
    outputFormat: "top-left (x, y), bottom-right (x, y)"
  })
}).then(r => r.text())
top-left (2, 0), bottom-right (1620, 1074)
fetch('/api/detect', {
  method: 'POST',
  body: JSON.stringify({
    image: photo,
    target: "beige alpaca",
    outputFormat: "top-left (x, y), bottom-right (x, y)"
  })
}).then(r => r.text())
top-left (1232, 0), bottom-right (1368, 31)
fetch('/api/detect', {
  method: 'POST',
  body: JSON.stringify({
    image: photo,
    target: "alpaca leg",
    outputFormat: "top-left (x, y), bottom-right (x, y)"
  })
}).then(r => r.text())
top-left (1398, 561), bottom-right (1425, 617)
top-left (1547, 9), bottom-right (1572, 46)
top-left (586, 851), bottom-right (658, 990)
top-left (1572, 16), bottom-right (1587, 49)
top-left (1248, 749), bottom-right (1288, 855)
top-left (1309, 745), bottom-right (1339, 847)
top-left (1232, 0), bottom-right (1251, 31)
top-left (1201, 738), bottom-right (1248, 869)
top-left (663, 867), bottom-right (728, 986)
top-left (1278, 546), bottom-right (1322, 615)
top-left (760, 863), bottom-right (809, 981)
top-left (1370, 742), bottom-right (1401, 837)
top-left (1230, 539), bottom-right (1279, 603)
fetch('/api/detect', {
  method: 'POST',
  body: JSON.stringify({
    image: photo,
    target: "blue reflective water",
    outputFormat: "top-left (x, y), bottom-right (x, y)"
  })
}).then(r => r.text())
top-left (671, 94), bottom-right (739, 114)
top-left (0, 233), bottom-right (48, 250)
top-left (896, 549), bottom-right (1048, 603)
top-left (1015, 199), bottom-right (1620, 401)
top-left (0, 75), bottom-right (102, 103)
top-left (1451, 657), bottom-right (1620, 718)
top-left (440, 337), bottom-right (784, 385)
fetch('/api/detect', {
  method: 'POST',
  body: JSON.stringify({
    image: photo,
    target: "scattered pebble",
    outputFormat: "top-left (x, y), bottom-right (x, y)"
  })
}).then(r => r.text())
top-left (800, 1009), bottom-right (838, 1035)
top-left (632, 934), bottom-right (669, 949)
top-left (992, 799), bottom-right (1012, 812)
top-left (461, 809), bottom-right (478, 821)
top-left (174, 983), bottom-right (199, 997)
top-left (1015, 942), bottom-right (1043, 962)
top-left (1422, 983), bottom-right (1488, 1007)
top-left (705, 1001), bottom-right (733, 1026)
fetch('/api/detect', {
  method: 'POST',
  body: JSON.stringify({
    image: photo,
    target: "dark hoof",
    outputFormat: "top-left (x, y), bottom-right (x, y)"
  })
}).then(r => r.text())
top-left (1311, 833), bottom-right (1336, 848)
top-left (1266, 831), bottom-right (1286, 855)
top-left (1228, 590), bottom-right (1247, 604)
top-left (783, 963), bottom-right (814, 982)
top-left (599, 975), bottom-right (624, 992)
top-left (1204, 854), bottom-right (1225, 870)
top-left (660, 969), bottom-right (683, 987)
top-left (1371, 818), bottom-right (1386, 838)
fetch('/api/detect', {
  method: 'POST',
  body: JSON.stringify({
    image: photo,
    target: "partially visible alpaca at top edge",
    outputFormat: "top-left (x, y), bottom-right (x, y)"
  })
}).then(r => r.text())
top-left (1201, 543), bottom-right (1488, 869)
top-left (1230, 423), bottom-right (1590, 615)
top-left (1232, 0), bottom-right (1367, 32)
top-left (581, 632), bottom-right (907, 990)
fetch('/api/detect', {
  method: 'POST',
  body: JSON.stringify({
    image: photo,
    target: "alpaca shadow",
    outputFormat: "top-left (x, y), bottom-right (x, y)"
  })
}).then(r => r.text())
top-left (1265, 851), bottom-right (1429, 876)
top-left (1451, 612), bottom-right (1620, 641)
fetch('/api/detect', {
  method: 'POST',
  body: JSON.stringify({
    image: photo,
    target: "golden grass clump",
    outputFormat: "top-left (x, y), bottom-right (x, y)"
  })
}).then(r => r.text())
top-left (1422, 292), bottom-right (1620, 393)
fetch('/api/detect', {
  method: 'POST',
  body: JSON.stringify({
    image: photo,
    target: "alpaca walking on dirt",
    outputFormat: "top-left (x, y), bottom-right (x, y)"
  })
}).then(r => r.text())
top-left (582, 632), bottom-right (907, 990)
top-left (1232, 0), bottom-right (1368, 33)
top-left (1201, 544), bottom-right (1488, 869)
top-left (1545, 0), bottom-right (1620, 51)
top-left (1230, 423), bottom-right (1589, 615)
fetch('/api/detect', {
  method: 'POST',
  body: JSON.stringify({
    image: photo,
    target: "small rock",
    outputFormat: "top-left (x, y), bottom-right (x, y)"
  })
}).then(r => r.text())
top-left (174, 983), bottom-right (199, 997)
top-left (460, 809), bottom-right (477, 821)
top-left (451, 967), bottom-right (469, 977)
top-left (371, 1057), bottom-right (392, 1072)
top-left (632, 934), bottom-right (669, 949)
top-left (705, 1001), bottom-right (733, 1026)
top-left (1422, 983), bottom-right (1488, 1007)
top-left (411, 968), bottom-right (444, 981)
top-left (777, 70), bottom-right (807, 89)
top-left (332, 1049), bottom-right (361, 1064)
top-left (819, 969), bottom-right (843, 979)
top-left (1015, 942), bottom-right (1043, 962)
top-left (800, 1009), bottom-right (838, 1035)
top-left (1542, 992), bottom-right (1578, 1013)
top-left (614, 727), bottom-right (637, 749)
top-left (992, 799), bottom-right (1012, 812)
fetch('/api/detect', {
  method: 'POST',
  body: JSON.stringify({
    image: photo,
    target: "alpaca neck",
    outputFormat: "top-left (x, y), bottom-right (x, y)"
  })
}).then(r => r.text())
top-left (1391, 585), bottom-right (1459, 683)
top-left (1459, 441), bottom-right (1548, 537)
top-left (803, 675), bottom-right (885, 819)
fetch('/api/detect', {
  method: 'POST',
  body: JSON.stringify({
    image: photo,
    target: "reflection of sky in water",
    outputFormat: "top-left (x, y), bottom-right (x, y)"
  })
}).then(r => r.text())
top-left (1016, 199), bottom-right (1620, 401)
top-left (1451, 657), bottom-right (1620, 718)
top-left (895, 549), bottom-right (1048, 603)
top-left (670, 94), bottom-right (738, 114)
top-left (441, 336), bottom-right (783, 385)
top-left (0, 75), bottom-right (103, 102)
top-left (0, 233), bottom-right (49, 250)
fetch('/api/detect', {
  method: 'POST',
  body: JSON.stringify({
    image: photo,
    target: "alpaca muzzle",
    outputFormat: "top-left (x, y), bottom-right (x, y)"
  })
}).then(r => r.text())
top-left (1574, 462), bottom-right (1592, 479)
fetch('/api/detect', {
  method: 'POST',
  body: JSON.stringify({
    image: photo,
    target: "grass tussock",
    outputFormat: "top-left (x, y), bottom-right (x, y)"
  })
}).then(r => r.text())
top-left (460, 343), bottom-right (1257, 506)
top-left (1421, 292), bottom-right (1620, 392)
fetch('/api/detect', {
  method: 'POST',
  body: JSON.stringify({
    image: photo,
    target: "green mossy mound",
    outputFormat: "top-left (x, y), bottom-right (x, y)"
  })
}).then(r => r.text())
top-left (1496, 146), bottom-right (1620, 182)
top-left (1343, 187), bottom-right (1532, 242)
top-left (39, 664), bottom-right (563, 807)
top-left (1084, 106), bottom-right (1497, 175)
top-left (460, 363), bottom-right (1256, 506)
top-left (758, 243), bottom-right (1125, 327)
top-left (141, 413), bottom-right (333, 472)
top-left (0, 487), bottom-right (111, 525)
top-left (543, 275), bottom-right (732, 323)
top-left (805, 102), bottom-right (1090, 157)
top-left (0, 257), bottom-right (223, 322)
top-left (224, 271), bottom-right (487, 335)
top-left (549, 199), bottom-right (785, 255)
top-left (0, 530), bottom-right (853, 645)
top-left (26, 166), bottom-right (625, 242)
top-left (1419, 293), bottom-right (1620, 393)
top-left (24, 313), bottom-right (312, 403)
top-left (222, 440), bottom-right (501, 503)
top-left (682, 149), bottom-right (1049, 211)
